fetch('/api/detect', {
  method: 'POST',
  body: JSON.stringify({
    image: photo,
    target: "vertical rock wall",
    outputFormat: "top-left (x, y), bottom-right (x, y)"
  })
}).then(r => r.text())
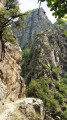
top-left (0, 0), bottom-right (6, 8)
top-left (0, 42), bottom-right (25, 106)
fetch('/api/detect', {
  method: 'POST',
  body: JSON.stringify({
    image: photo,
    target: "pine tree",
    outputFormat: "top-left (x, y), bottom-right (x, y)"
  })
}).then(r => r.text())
top-left (0, 0), bottom-right (28, 60)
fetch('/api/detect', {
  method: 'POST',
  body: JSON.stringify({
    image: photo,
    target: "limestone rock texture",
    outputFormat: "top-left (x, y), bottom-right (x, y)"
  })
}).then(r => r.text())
top-left (0, 98), bottom-right (44, 120)
top-left (0, 42), bottom-right (25, 106)
top-left (0, 0), bottom-right (6, 8)
top-left (0, 43), bottom-right (45, 120)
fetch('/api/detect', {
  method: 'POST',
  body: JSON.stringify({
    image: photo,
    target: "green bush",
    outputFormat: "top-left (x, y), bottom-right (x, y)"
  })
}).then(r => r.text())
top-left (61, 78), bottom-right (67, 84)
top-left (62, 110), bottom-right (67, 120)
top-left (26, 78), bottom-right (59, 112)
top-left (54, 78), bottom-right (67, 97)
top-left (43, 64), bottom-right (50, 70)
top-left (57, 77), bottom-right (67, 97)
top-left (43, 64), bottom-right (50, 73)
top-left (55, 92), bottom-right (64, 104)
top-left (59, 83), bottom-right (67, 97)
top-left (2, 27), bottom-right (17, 44)
top-left (52, 68), bottom-right (59, 80)
top-left (54, 77), bottom-right (67, 97)
top-left (22, 48), bottom-right (30, 65)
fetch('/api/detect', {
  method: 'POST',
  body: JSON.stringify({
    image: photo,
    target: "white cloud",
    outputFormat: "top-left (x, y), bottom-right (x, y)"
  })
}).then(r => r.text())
top-left (45, 8), bottom-right (56, 24)
top-left (18, 0), bottom-right (56, 23)
top-left (19, 0), bottom-right (39, 12)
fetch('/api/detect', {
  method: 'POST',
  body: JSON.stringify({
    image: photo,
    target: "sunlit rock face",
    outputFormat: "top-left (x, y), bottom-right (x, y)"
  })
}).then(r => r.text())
top-left (13, 8), bottom-right (52, 49)
top-left (0, 0), bottom-right (6, 8)
top-left (0, 42), bottom-right (25, 106)
top-left (0, 98), bottom-right (45, 120)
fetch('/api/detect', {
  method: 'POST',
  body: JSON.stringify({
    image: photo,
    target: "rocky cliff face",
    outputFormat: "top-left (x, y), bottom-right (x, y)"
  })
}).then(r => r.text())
top-left (0, 3), bottom-right (45, 120)
top-left (22, 24), bottom-right (67, 83)
top-left (0, 42), bottom-right (45, 120)
top-left (0, 0), bottom-right (6, 8)
top-left (0, 42), bottom-right (25, 107)
top-left (13, 8), bottom-right (52, 49)
top-left (22, 24), bottom-right (67, 120)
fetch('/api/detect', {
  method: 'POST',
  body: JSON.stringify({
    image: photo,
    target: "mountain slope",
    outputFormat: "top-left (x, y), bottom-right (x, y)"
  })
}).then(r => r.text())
top-left (22, 24), bottom-right (67, 119)
top-left (13, 8), bottom-right (52, 49)
top-left (22, 24), bottom-right (67, 82)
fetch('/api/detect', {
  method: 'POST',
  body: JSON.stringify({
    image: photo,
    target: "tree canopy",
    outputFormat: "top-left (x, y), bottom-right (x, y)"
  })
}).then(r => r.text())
top-left (0, 0), bottom-right (27, 31)
top-left (0, 0), bottom-right (28, 60)
top-left (39, 0), bottom-right (67, 22)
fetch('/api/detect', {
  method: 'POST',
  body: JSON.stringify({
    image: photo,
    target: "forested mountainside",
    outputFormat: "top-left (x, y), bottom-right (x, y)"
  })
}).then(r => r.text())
top-left (22, 24), bottom-right (67, 120)
top-left (13, 8), bottom-right (52, 49)
top-left (22, 24), bottom-right (67, 81)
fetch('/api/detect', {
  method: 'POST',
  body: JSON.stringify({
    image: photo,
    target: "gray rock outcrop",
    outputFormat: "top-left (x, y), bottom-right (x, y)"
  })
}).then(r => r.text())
top-left (13, 8), bottom-right (52, 49)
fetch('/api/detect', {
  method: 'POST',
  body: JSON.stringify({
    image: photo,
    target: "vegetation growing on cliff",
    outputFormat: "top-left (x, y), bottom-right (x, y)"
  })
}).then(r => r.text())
top-left (26, 75), bottom-right (67, 118)
top-left (22, 48), bottom-right (30, 65)
top-left (39, 0), bottom-right (67, 22)
top-left (26, 78), bottom-right (59, 113)
top-left (0, 0), bottom-right (28, 60)
top-left (0, 0), bottom-right (67, 120)
top-left (22, 24), bottom-right (67, 119)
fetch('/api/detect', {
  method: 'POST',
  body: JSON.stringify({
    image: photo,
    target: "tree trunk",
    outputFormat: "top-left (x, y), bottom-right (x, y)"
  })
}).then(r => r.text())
top-left (0, 30), bottom-right (5, 61)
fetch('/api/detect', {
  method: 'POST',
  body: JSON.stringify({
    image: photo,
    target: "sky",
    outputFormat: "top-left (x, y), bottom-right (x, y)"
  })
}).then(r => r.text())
top-left (18, 0), bottom-right (56, 24)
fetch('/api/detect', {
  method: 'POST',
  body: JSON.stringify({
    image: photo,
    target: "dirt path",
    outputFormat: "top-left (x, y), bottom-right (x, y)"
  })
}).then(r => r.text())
top-left (0, 99), bottom-right (25, 120)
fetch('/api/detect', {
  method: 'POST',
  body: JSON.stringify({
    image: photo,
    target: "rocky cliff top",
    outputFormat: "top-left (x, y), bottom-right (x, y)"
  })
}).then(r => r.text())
top-left (13, 8), bottom-right (52, 49)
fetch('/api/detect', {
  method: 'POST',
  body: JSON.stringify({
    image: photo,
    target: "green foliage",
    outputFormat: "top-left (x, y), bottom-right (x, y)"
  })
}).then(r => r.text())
top-left (65, 31), bottom-right (67, 36)
top-left (59, 83), bottom-right (67, 97)
top-left (0, 0), bottom-right (28, 44)
top-left (64, 72), bottom-right (67, 78)
top-left (2, 27), bottom-right (17, 44)
top-left (59, 76), bottom-right (67, 97)
top-left (54, 76), bottom-right (67, 97)
top-left (22, 48), bottom-right (30, 65)
top-left (54, 92), bottom-right (64, 104)
top-left (52, 68), bottom-right (59, 80)
top-left (43, 63), bottom-right (50, 70)
top-left (62, 110), bottom-right (67, 120)
top-left (39, 0), bottom-right (67, 21)
top-left (26, 78), bottom-right (59, 112)
top-left (58, 19), bottom-right (67, 24)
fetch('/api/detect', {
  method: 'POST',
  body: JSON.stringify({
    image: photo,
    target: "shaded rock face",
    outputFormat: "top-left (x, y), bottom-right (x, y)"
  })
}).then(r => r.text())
top-left (0, 42), bottom-right (25, 106)
top-left (13, 8), bottom-right (52, 49)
